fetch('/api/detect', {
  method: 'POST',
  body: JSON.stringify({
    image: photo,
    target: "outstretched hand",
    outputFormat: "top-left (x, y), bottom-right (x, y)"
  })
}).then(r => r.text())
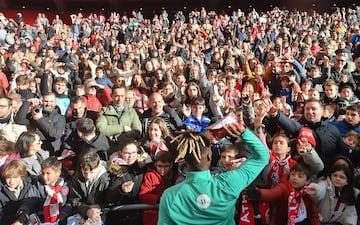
top-left (262, 98), bottom-right (279, 117)
top-left (304, 183), bottom-right (317, 196)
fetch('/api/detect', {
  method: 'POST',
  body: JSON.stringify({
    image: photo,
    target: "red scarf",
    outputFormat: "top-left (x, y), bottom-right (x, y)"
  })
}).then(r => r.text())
top-left (287, 183), bottom-right (304, 225)
top-left (224, 89), bottom-right (241, 106)
top-left (43, 179), bottom-right (64, 223)
top-left (238, 194), bottom-right (270, 225)
top-left (267, 153), bottom-right (296, 187)
top-left (149, 139), bottom-right (168, 156)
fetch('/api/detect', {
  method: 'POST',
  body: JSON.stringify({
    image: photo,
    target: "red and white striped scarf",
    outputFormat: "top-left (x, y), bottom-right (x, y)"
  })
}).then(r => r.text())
top-left (288, 183), bottom-right (304, 225)
top-left (149, 139), bottom-right (168, 157)
top-left (43, 179), bottom-right (64, 223)
top-left (267, 154), bottom-right (296, 187)
top-left (134, 88), bottom-right (149, 111)
top-left (224, 89), bottom-right (241, 106)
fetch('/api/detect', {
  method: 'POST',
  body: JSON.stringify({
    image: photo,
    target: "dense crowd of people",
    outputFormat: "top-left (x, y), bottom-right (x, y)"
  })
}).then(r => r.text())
top-left (0, 4), bottom-right (358, 225)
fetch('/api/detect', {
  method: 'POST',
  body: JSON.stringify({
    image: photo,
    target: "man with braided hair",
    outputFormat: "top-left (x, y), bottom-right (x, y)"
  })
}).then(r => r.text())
top-left (158, 124), bottom-right (269, 225)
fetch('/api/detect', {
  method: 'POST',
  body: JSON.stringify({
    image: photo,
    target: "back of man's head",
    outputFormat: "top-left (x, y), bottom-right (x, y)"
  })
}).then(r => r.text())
top-left (174, 132), bottom-right (211, 171)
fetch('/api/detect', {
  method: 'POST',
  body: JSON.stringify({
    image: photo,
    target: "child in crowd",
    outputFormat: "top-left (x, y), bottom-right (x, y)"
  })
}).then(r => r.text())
top-left (331, 104), bottom-right (360, 136)
top-left (67, 151), bottom-right (109, 225)
top-left (294, 79), bottom-right (312, 103)
top-left (139, 151), bottom-right (177, 225)
top-left (16, 131), bottom-right (49, 176)
top-left (337, 85), bottom-right (359, 116)
top-left (308, 88), bottom-right (321, 100)
top-left (106, 138), bottom-right (151, 225)
top-left (14, 74), bottom-right (36, 101)
top-left (141, 117), bottom-right (173, 159)
top-left (224, 75), bottom-right (241, 110)
top-left (51, 77), bottom-right (70, 116)
top-left (130, 73), bottom-right (150, 114)
top-left (247, 163), bottom-right (321, 225)
top-left (0, 160), bottom-right (41, 225)
top-left (263, 134), bottom-right (297, 187)
top-left (162, 81), bottom-right (181, 112)
top-left (213, 143), bottom-right (251, 175)
top-left (323, 104), bottom-right (337, 122)
top-left (293, 127), bottom-right (324, 177)
top-left (183, 96), bottom-right (211, 132)
top-left (279, 76), bottom-right (294, 108)
top-left (74, 84), bottom-right (85, 97)
top-left (305, 164), bottom-right (357, 225)
top-left (182, 82), bottom-right (202, 106)
top-left (323, 79), bottom-right (340, 105)
top-left (126, 89), bottom-right (137, 109)
top-left (174, 73), bottom-right (187, 99)
top-left (272, 96), bottom-right (293, 118)
top-left (37, 157), bottom-right (71, 224)
top-left (29, 79), bottom-right (41, 98)
top-left (95, 66), bottom-right (113, 89)
top-left (342, 130), bottom-right (360, 175)
top-left (343, 130), bottom-right (360, 152)
top-left (307, 65), bottom-right (327, 92)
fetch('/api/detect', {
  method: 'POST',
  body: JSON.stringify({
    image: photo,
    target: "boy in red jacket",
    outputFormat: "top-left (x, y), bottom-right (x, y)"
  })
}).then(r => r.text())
top-left (247, 163), bottom-right (320, 225)
top-left (138, 151), bottom-right (177, 225)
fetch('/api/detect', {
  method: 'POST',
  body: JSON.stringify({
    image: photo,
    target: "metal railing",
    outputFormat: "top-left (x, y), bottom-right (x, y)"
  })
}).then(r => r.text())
top-left (109, 203), bottom-right (159, 212)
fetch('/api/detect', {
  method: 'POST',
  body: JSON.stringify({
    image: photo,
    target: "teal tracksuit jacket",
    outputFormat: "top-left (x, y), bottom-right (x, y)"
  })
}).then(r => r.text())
top-left (158, 128), bottom-right (270, 225)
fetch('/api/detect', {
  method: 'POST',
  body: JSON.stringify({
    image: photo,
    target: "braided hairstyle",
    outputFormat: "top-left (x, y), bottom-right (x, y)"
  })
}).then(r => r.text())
top-left (171, 131), bottom-right (211, 171)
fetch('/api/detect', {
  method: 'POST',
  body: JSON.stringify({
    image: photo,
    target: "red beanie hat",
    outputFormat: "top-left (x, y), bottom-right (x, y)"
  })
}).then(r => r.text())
top-left (297, 127), bottom-right (316, 147)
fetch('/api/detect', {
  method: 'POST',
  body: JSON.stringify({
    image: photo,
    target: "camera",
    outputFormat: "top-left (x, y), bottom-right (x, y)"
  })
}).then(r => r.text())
top-left (33, 105), bottom-right (42, 113)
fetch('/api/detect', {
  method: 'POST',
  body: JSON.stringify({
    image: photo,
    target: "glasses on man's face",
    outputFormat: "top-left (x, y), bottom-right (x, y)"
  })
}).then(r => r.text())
top-left (336, 59), bottom-right (346, 63)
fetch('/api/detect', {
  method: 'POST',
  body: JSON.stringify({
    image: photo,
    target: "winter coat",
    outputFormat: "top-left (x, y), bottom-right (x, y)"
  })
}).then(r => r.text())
top-left (308, 177), bottom-right (358, 225)
top-left (258, 181), bottom-right (321, 225)
top-left (35, 177), bottom-right (72, 223)
top-left (62, 109), bottom-right (98, 150)
top-left (14, 102), bottom-right (66, 154)
top-left (106, 155), bottom-right (150, 225)
top-left (21, 149), bottom-right (49, 176)
top-left (0, 176), bottom-right (41, 225)
top-left (81, 131), bottom-right (110, 160)
top-left (331, 120), bottom-right (360, 137)
top-left (82, 94), bottom-right (102, 113)
top-left (96, 103), bottom-right (142, 140)
top-left (107, 161), bottom-right (146, 205)
top-left (139, 167), bottom-right (177, 225)
top-left (68, 163), bottom-right (110, 220)
top-left (269, 112), bottom-right (348, 167)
